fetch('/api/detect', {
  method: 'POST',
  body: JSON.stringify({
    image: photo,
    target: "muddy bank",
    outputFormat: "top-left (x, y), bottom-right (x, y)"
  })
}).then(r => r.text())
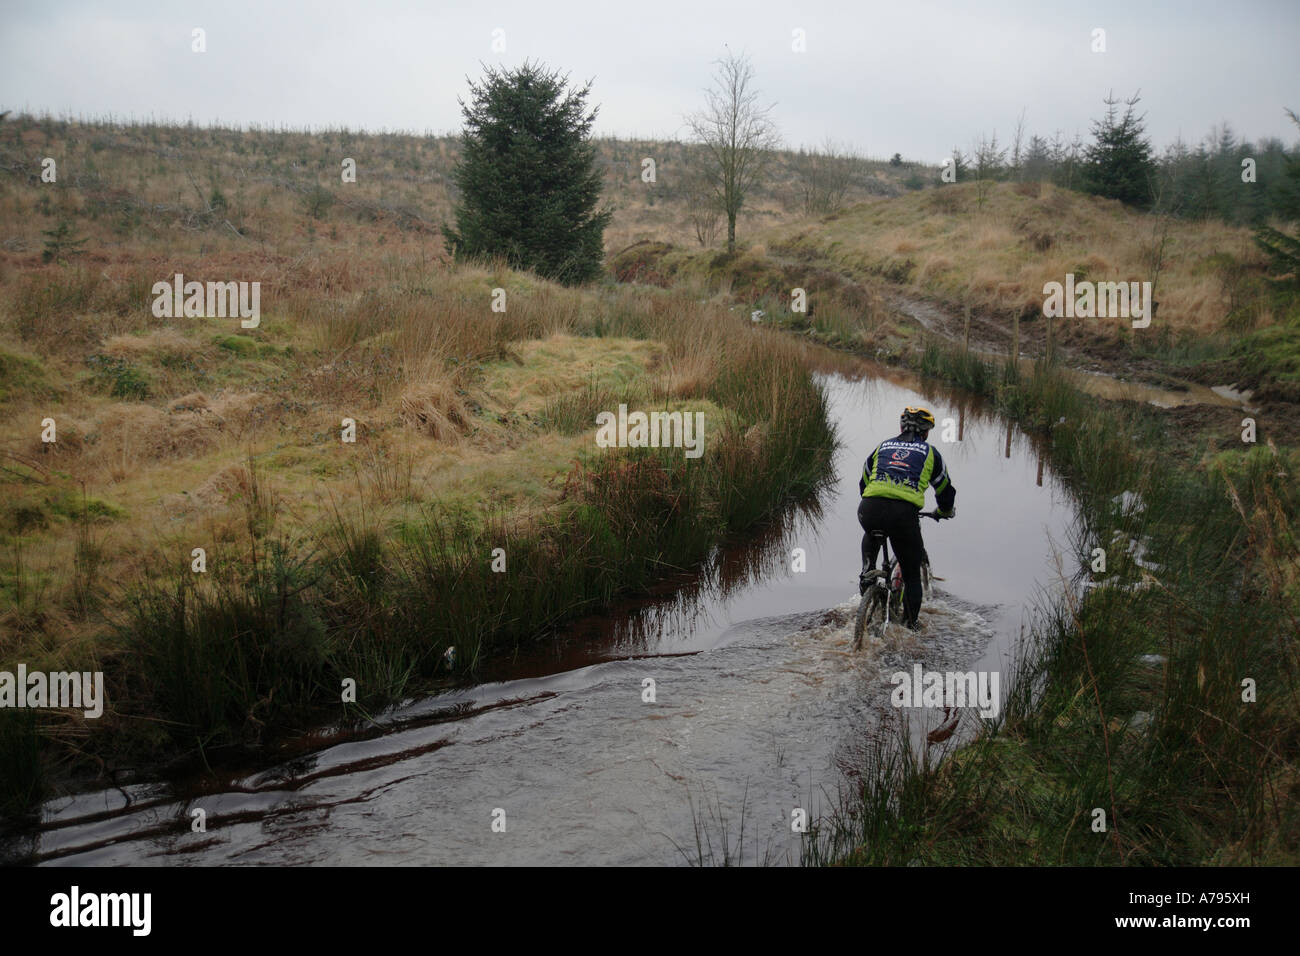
top-left (883, 289), bottom-right (1245, 403)
top-left (881, 288), bottom-right (1300, 448)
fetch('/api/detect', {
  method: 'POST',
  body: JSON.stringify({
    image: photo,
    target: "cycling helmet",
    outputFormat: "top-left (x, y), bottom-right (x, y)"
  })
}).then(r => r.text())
top-left (900, 406), bottom-right (936, 434)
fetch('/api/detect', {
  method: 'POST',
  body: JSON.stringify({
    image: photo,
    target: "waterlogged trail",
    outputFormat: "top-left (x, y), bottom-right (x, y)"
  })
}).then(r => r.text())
top-left (886, 290), bottom-right (1252, 410)
top-left (11, 355), bottom-right (1082, 866)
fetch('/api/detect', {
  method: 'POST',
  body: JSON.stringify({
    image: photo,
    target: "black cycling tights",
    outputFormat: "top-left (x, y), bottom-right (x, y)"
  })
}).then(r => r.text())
top-left (857, 496), bottom-right (925, 627)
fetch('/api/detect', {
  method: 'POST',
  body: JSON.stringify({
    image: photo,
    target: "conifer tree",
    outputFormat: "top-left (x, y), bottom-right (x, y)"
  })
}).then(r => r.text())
top-left (443, 61), bottom-right (612, 284)
top-left (1081, 91), bottom-right (1157, 208)
top-left (1254, 109), bottom-right (1300, 278)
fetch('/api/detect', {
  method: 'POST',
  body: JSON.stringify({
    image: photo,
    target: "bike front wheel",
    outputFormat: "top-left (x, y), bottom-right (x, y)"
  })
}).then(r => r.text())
top-left (853, 585), bottom-right (885, 650)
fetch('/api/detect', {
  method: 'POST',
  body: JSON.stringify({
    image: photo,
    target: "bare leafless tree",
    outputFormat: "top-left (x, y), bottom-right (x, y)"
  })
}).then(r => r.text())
top-left (971, 131), bottom-right (1007, 208)
top-left (791, 137), bottom-right (865, 215)
top-left (1010, 107), bottom-right (1027, 181)
top-left (685, 50), bottom-right (781, 252)
top-left (683, 163), bottom-right (722, 246)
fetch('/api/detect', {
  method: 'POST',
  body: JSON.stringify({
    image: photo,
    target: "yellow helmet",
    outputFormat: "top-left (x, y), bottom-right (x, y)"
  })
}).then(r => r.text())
top-left (900, 406), bottom-right (936, 433)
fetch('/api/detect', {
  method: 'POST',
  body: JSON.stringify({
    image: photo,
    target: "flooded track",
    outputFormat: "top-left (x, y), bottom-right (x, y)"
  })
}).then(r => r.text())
top-left (7, 353), bottom-right (1083, 866)
top-left (886, 289), bottom-right (1253, 410)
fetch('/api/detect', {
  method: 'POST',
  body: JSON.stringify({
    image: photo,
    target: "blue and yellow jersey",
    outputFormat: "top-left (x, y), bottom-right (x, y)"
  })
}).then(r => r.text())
top-left (859, 435), bottom-right (956, 513)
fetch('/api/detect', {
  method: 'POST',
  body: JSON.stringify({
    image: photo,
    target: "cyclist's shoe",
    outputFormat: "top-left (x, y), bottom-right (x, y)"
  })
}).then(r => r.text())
top-left (858, 568), bottom-right (882, 595)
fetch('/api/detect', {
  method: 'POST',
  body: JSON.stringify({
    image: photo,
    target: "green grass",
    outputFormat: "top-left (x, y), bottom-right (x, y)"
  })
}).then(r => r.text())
top-left (214, 334), bottom-right (259, 355)
top-left (0, 347), bottom-right (55, 404)
top-left (1232, 314), bottom-right (1300, 398)
top-left (539, 379), bottom-right (643, 434)
top-left (84, 353), bottom-right (150, 398)
top-left (3, 488), bottom-right (124, 535)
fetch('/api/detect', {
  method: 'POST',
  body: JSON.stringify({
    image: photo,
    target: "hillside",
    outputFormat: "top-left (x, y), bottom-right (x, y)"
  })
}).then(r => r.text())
top-left (611, 180), bottom-right (1300, 407)
top-left (0, 116), bottom-right (851, 812)
top-left (0, 114), bottom-right (928, 268)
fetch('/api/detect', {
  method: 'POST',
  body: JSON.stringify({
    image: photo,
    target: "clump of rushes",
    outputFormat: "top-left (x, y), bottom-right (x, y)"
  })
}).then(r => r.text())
top-left (119, 341), bottom-right (835, 753)
top-left (0, 710), bottom-right (42, 822)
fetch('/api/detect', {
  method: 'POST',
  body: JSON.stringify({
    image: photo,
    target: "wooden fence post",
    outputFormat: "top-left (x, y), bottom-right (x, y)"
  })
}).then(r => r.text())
top-left (1011, 310), bottom-right (1020, 371)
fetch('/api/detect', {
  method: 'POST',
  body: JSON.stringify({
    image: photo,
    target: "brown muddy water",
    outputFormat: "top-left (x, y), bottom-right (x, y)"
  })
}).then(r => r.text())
top-left (7, 355), bottom-right (1086, 866)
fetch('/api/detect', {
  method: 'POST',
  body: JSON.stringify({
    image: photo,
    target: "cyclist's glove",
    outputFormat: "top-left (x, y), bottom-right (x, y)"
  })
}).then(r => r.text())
top-left (937, 507), bottom-right (956, 520)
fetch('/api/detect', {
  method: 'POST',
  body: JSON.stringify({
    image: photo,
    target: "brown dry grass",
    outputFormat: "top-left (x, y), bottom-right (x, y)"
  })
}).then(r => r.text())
top-left (0, 230), bottom-right (798, 674)
top-left (397, 380), bottom-right (472, 442)
top-left (766, 181), bottom-right (1265, 335)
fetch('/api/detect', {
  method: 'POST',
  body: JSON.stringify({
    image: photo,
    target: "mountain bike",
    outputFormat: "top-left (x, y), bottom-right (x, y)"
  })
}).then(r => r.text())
top-left (852, 511), bottom-right (941, 650)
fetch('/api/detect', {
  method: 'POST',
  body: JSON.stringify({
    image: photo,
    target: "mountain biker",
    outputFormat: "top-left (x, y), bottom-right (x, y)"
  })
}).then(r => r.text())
top-left (858, 406), bottom-right (956, 630)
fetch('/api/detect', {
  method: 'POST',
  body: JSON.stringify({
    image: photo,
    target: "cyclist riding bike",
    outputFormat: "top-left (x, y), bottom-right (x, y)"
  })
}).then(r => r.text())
top-left (858, 406), bottom-right (956, 630)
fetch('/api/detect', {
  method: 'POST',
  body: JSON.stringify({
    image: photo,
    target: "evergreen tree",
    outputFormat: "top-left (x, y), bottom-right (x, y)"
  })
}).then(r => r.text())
top-left (443, 61), bottom-right (612, 285)
top-left (971, 131), bottom-right (1007, 207)
top-left (1187, 143), bottom-right (1220, 219)
top-left (1254, 136), bottom-right (1297, 225)
top-left (948, 146), bottom-right (968, 183)
top-left (1254, 109), bottom-right (1300, 279)
top-left (1270, 110), bottom-right (1300, 220)
top-left (1081, 91), bottom-right (1157, 208)
top-left (1022, 134), bottom-right (1053, 182)
top-left (41, 220), bottom-right (89, 263)
top-left (1050, 131), bottom-right (1085, 190)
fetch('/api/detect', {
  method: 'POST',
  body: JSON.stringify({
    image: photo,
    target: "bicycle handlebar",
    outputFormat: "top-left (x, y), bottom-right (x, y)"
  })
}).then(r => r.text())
top-left (919, 510), bottom-right (947, 521)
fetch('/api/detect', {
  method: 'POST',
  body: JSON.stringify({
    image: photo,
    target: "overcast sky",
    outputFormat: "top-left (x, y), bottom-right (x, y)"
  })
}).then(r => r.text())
top-left (3, 0), bottom-right (1297, 161)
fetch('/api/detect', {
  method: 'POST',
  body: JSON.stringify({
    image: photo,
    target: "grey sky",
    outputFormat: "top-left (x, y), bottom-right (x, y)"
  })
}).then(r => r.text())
top-left (3, 0), bottom-right (1297, 160)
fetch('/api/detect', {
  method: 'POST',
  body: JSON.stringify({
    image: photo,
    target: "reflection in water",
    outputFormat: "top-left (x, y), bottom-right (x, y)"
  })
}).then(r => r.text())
top-left (470, 491), bottom-right (831, 685)
top-left (6, 352), bottom-right (1083, 867)
top-left (585, 495), bottom-right (829, 658)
